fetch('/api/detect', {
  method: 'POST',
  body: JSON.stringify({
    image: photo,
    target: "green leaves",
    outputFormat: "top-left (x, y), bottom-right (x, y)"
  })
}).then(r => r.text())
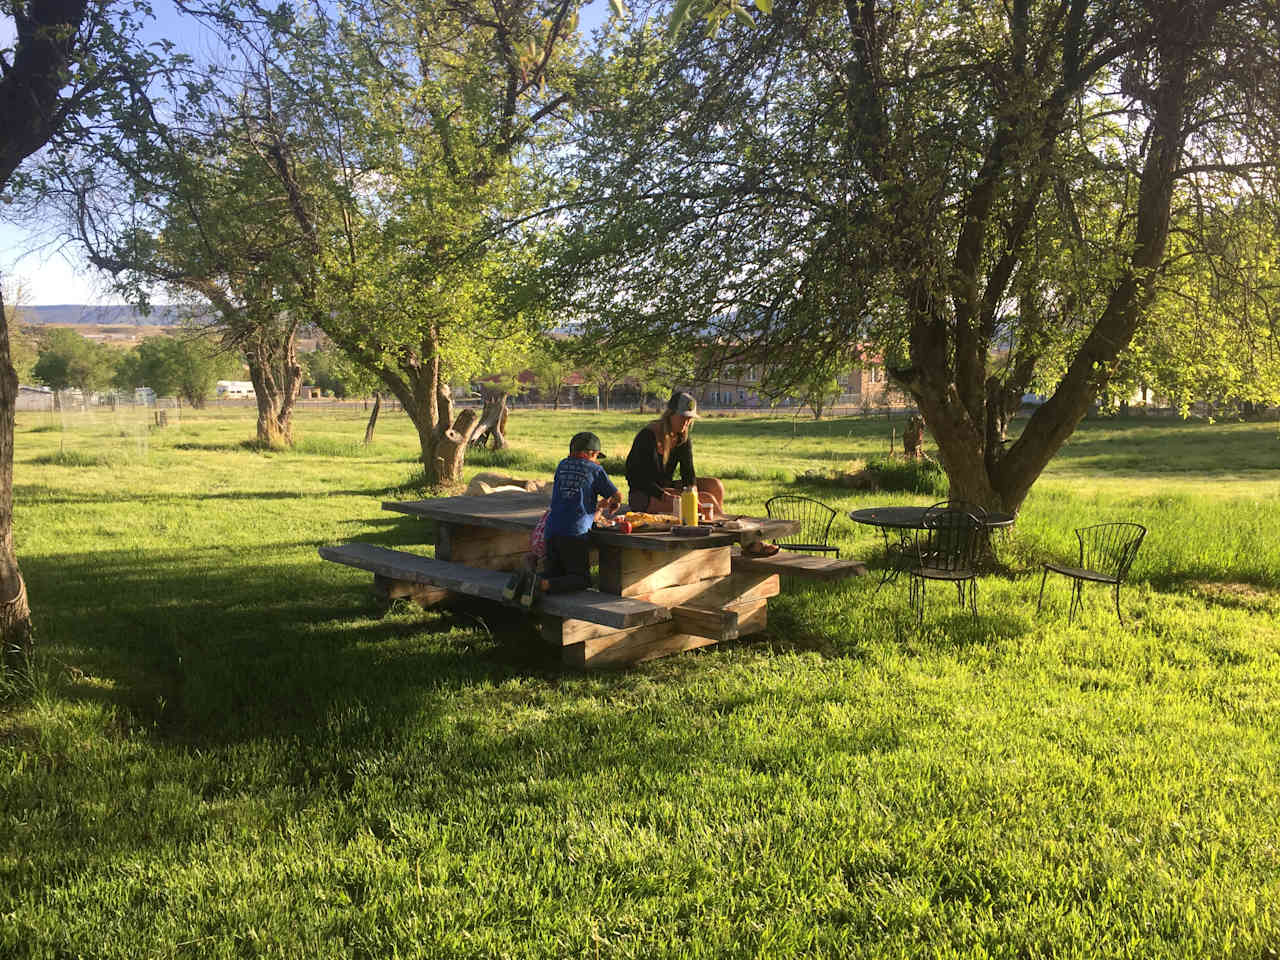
top-left (667, 0), bottom-right (769, 38)
top-left (668, 0), bottom-right (694, 37)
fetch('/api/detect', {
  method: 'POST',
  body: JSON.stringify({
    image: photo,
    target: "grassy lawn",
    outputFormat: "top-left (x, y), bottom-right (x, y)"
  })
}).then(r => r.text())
top-left (3, 403), bottom-right (1279, 958)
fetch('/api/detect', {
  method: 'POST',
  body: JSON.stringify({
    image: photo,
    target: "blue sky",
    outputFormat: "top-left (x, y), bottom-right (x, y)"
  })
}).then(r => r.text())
top-left (1, 0), bottom-right (612, 305)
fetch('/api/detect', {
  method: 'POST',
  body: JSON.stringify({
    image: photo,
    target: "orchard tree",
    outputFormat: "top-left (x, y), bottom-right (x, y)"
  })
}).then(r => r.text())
top-left (529, 336), bottom-right (577, 409)
top-left (1117, 198), bottom-right (1280, 414)
top-left (0, 280), bottom-right (37, 383)
top-left (796, 372), bottom-right (841, 421)
top-left (62, 70), bottom-right (315, 447)
top-left (543, 0), bottom-right (1280, 513)
top-left (32, 327), bottom-right (117, 405)
top-left (211, 0), bottom-right (590, 483)
top-left (116, 332), bottom-right (239, 408)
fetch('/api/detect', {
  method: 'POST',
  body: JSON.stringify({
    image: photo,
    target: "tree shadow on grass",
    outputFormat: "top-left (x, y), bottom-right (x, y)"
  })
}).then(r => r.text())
top-left (339, 514), bottom-right (438, 549)
top-left (14, 484), bottom-right (403, 506)
top-left (19, 544), bottom-right (558, 748)
top-left (9, 539), bottom-right (984, 916)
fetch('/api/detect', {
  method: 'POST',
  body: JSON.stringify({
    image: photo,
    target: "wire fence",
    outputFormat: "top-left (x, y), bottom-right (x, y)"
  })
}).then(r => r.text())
top-left (16, 388), bottom-right (1277, 423)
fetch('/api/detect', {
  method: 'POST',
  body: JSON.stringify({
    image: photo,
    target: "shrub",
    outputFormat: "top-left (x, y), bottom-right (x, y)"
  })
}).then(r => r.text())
top-left (291, 436), bottom-right (374, 458)
top-left (863, 455), bottom-right (948, 496)
top-left (29, 449), bottom-right (111, 468)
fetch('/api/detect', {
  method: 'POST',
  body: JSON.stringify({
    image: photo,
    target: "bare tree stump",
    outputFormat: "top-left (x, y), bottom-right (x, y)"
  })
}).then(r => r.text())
top-left (470, 388), bottom-right (510, 449)
top-left (436, 385), bottom-right (454, 438)
top-left (433, 407), bottom-right (481, 482)
top-left (904, 415), bottom-right (926, 459)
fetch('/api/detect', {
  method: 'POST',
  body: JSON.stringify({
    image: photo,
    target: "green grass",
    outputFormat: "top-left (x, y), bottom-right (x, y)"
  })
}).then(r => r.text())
top-left (3, 404), bottom-right (1279, 958)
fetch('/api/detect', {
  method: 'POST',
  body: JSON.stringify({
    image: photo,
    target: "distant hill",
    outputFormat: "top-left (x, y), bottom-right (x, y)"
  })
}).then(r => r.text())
top-left (20, 304), bottom-right (183, 326)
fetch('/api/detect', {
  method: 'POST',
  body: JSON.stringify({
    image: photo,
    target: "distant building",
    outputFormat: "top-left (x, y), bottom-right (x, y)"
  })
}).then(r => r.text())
top-left (16, 385), bottom-right (54, 412)
top-left (216, 380), bottom-right (256, 398)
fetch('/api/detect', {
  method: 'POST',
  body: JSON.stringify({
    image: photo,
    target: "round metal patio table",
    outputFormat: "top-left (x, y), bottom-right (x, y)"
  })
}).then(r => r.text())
top-left (849, 506), bottom-right (1016, 589)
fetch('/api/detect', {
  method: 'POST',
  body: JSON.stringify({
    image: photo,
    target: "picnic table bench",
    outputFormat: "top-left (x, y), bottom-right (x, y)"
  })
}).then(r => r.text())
top-left (321, 490), bottom-right (864, 669)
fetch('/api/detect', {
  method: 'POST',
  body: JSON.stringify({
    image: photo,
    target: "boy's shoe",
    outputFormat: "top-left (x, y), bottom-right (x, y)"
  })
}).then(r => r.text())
top-left (502, 569), bottom-right (524, 602)
top-left (520, 575), bottom-right (541, 609)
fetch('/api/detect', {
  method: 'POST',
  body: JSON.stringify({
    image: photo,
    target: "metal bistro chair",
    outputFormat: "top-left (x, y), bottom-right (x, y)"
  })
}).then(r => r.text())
top-left (1038, 522), bottom-right (1147, 625)
top-left (928, 499), bottom-right (998, 565)
top-left (910, 507), bottom-right (982, 626)
top-left (927, 499), bottom-right (988, 519)
top-left (764, 495), bottom-right (840, 557)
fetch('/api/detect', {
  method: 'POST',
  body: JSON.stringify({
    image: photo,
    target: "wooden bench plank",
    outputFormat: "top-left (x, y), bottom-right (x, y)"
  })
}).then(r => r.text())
top-left (598, 545), bottom-right (732, 597)
top-left (320, 543), bottom-right (670, 630)
top-left (564, 623), bottom-right (718, 670)
top-left (628, 572), bottom-right (779, 609)
top-left (731, 550), bottom-right (868, 581)
top-left (671, 605), bottom-right (739, 641)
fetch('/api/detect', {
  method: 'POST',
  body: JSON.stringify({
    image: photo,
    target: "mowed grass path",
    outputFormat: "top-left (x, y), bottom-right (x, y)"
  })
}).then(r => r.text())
top-left (3, 404), bottom-right (1279, 958)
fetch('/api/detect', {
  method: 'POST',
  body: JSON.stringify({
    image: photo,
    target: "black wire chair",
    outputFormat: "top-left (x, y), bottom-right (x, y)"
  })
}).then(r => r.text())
top-left (927, 499), bottom-right (1011, 566)
top-left (909, 507), bottom-right (982, 626)
top-left (927, 499), bottom-right (988, 519)
top-left (764, 495), bottom-right (840, 556)
top-left (1037, 522), bottom-right (1147, 625)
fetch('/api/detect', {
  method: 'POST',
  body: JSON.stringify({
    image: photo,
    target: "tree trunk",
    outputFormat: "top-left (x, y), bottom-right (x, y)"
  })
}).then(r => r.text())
top-left (893, 28), bottom-right (1197, 516)
top-left (433, 408), bottom-right (480, 482)
top-left (244, 327), bottom-right (302, 447)
top-left (363, 393), bottom-right (381, 444)
top-left (470, 388), bottom-right (510, 449)
top-left (368, 336), bottom-right (476, 485)
top-left (0, 284), bottom-right (32, 667)
top-left (437, 384), bottom-right (454, 438)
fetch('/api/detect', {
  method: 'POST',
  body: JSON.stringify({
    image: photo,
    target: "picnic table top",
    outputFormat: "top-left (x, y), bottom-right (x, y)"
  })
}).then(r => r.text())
top-left (383, 491), bottom-right (798, 551)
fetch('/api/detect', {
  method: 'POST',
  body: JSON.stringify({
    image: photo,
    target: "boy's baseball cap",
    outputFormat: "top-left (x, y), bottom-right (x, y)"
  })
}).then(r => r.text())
top-left (667, 391), bottom-right (700, 418)
top-left (570, 431), bottom-right (605, 457)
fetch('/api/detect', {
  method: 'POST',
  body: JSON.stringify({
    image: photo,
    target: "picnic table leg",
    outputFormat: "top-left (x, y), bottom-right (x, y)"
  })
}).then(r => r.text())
top-left (435, 521), bottom-right (530, 571)
top-left (559, 543), bottom-right (770, 668)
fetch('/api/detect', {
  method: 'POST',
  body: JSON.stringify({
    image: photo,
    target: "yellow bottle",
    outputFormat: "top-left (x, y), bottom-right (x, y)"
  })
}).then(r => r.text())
top-left (680, 488), bottom-right (699, 526)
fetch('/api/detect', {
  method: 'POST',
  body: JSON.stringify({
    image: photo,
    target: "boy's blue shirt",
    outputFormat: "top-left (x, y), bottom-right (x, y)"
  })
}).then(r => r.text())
top-left (546, 457), bottom-right (619, 538)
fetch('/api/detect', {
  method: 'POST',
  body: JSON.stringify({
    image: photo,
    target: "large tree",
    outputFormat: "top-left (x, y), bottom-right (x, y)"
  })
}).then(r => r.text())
top-left (70, 99), bottom-right (315, 445)
top-left (542, 0), bottom-right (1280, 512)
top-left (213, 0), bottom-right (588, 482)
top-left (1, 0), bottom-right (161, 657)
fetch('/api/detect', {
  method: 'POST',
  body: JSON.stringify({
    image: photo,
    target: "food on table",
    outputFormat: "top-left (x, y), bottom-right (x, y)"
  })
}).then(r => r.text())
top-left (615, 519), bottom-right (633, 534)
top-left (623, 511), bottom-right (679, 529)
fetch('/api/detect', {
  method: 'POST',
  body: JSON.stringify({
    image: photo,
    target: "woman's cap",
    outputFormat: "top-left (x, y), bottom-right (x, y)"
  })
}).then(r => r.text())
top-left (666, 391), bottom-right (700, 418)
top-left (570, 431), bottom-right (605, 457)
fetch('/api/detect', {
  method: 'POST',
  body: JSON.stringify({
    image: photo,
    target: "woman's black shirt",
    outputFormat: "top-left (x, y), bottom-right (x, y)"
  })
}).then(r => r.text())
top-left (625, 426), bottom-right (696, 501)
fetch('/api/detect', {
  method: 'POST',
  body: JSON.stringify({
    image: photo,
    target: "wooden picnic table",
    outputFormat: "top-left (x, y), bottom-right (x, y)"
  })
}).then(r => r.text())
top-left (322, 490), bottom-right (864, 670)
top-left (381, 491), bottom-right (808, 667)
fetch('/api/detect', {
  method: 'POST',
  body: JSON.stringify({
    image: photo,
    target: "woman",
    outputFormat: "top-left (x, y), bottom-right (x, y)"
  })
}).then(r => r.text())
top-left (624, 391), bottom-right (725, 518)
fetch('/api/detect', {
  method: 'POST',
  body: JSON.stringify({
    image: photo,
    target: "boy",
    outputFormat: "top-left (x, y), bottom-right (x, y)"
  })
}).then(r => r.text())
top-left (505, 431), bottom-right (620, 605)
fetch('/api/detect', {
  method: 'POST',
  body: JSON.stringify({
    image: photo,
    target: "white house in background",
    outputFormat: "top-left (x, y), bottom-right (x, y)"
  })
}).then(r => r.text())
top-left (134, 387), bottom-right (156, 405)
top-left (16, 385), bottom-right (54, 412)
top-left (216, 380), bottom-right (256, 398)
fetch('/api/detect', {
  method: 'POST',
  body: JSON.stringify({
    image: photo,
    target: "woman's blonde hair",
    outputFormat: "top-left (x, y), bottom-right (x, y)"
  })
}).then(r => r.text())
top-left (647, 411), bottom-right (692, 464)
